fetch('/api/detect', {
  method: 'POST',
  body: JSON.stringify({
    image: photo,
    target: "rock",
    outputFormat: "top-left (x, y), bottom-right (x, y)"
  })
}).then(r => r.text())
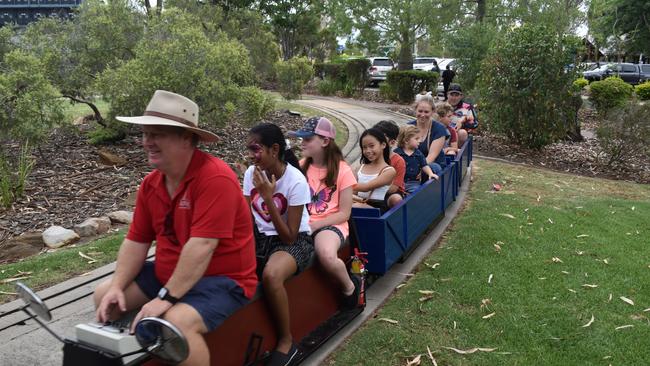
top-left (0, 239), bottom-right (42, 262)
top-left (98, 149), bottom-right (127, 166)
top-left (73, 216), bottom-right (111, 237)
top-left (42, 226), bottom-right (80, 249)
top-left (108, 210), bottom-right (133, 224)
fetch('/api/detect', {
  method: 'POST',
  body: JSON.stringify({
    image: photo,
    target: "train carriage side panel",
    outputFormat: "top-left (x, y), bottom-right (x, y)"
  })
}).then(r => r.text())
top-left (403, 178), bottom-right (443, 245)
top-left (351, 209), bottom-right (391, 274)
top-left (442, 164), bottom-right (455, 209)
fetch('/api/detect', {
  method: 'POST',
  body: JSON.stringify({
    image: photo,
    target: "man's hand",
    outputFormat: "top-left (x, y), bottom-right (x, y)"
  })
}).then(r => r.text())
top-left (130, 298), bottom-right (173, 334)
top-left (96, 286), bottom-right (127, 323)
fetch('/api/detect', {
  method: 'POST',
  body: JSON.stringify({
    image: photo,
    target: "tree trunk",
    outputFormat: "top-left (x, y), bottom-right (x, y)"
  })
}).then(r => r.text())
top-left (476, 0), bottom-right (486, 23)
top-left (62, 95), bottom-right (106, 128)
top-left (398, 32), bottom-right (413, 70)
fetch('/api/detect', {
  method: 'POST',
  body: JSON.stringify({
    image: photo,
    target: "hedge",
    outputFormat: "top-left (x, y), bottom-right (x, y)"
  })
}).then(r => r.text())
top-left (384, 70), bottom-right (439, 103)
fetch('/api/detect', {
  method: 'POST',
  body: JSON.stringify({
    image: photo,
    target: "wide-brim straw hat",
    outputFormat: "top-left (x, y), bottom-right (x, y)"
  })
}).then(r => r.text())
top-left (116, 90), bottom-right (219, 142)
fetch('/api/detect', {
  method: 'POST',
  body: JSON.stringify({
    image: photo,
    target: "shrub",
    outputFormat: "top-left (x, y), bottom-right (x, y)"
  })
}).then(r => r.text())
top-left (0, 143), bottom-right (35, 207)
top-left (317, 78), bottom-right (343, 96)
top-left (379, 82), bottom-right (397, 101)
top-left (445, 23), bottom-right (497, 92)
top-left (98, 9), bottom-right (266, 135)
top-left (573, 77), bottom-right (589, 90)
top-left (343, 58), bottom-right (371, 94)
top-left (275, 56), bottom-right (314, 100)
top-left (478, 24), bottom-right (581, 148)
top-left (384, 70), bottom-right (439, 103)
top-left (635, 81), bottom-right (650, 100)
top-left (322, 63), bottom-right (345, 82)
top-left (596, 102), bottom-right (650, 166)
top-left (589, 76), bottom-right (635, 113)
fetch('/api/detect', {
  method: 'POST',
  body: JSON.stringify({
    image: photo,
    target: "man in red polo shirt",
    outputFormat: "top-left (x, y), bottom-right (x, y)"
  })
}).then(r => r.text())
top-left (93, 90), bottom-right (256, 366)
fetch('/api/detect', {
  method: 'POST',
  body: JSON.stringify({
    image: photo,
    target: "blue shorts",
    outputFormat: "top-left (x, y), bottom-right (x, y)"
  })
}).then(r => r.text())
top-left (135, 261), bottom-right (248, 332)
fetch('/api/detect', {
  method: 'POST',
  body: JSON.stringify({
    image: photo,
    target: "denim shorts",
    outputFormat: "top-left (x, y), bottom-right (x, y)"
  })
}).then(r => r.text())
top-left (135, 261), bottom-right (248, 331)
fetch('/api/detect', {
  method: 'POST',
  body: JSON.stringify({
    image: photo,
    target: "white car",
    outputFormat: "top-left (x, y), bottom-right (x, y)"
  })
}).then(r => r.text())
top-left (413, 57), bottom-right (440, 73)
top-left (437, 58), bottom-right (457, 71)
top-left (367, 57), bottom-right (395, 85)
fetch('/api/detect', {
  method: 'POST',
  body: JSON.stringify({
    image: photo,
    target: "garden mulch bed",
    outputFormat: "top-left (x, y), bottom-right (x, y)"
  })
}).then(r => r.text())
top-left (0, 110), bottom-right (304, 246)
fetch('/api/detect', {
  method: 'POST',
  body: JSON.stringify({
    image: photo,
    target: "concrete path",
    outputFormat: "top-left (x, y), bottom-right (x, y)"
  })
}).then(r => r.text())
top-left (0, 96), bottom-right (413, 366)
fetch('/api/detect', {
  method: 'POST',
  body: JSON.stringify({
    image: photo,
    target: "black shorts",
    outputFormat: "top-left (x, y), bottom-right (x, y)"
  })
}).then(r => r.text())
top-left (312, 225), bottom-right (345, 248)
top-left (254, 229), bottom-right (314, 276)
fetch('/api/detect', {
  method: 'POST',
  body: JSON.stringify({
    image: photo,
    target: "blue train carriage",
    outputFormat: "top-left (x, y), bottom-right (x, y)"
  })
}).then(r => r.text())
top-left (352, 136), bottom-right (473, 274)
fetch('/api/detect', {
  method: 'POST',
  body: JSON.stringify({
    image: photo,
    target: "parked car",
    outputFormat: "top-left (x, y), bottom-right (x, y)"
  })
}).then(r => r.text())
top-left (583, 63), bottom-right (646, 84)
top-left (640, 64), bottom-right (650, 82)
top-left (367, 57), bottom-right (395, 86)
top-left (436, 58), bottom-right (456, 71)
top-left (413, 57), bottom-right (440, 73)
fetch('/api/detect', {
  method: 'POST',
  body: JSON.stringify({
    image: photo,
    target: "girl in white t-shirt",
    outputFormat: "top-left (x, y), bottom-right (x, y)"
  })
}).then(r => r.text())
top-left (353, 128), bottom-right (396, 212)
top-left (243, 123), bottom-right (312, 365)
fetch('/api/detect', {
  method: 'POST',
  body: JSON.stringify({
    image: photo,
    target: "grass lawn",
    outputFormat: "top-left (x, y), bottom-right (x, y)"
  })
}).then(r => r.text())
top-left (0, 230), bottom-right (125, 304)
top-left (330, 159), bottom-right (650, 365)
top-left (271, 92), bottom-right (349, 148)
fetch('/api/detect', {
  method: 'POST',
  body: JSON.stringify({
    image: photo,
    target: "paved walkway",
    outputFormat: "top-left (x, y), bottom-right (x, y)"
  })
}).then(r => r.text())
top-left (0, 96), bottom-right (413, 366)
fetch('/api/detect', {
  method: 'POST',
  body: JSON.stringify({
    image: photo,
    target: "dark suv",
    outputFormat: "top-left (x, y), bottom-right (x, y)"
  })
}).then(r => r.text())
top-left (583, 63), bottom-right (646, 84)
top-left (640, 64), bottom-right (650, 83)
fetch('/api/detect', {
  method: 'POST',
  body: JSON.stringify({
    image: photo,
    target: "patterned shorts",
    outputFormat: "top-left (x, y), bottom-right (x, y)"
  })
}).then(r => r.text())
top-left (254, 229), bottom-right (314, 275)
top-left (312, 225), bottom-right (345, 248)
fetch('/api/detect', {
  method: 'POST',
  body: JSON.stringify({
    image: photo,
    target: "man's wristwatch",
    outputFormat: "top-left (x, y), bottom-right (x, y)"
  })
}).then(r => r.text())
top-left (157, 287), bottom-right (180, 304)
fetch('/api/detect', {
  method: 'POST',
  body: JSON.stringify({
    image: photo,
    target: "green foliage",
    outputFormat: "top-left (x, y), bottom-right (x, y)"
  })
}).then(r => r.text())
top-left (0, 143), bottom-right (35, 207)
top-left (446, 23), bottom-right (497, 92)
top-left (0, 26), bottom-right (13, 62)
top-left (597, 102), bottom-right (650, 166)
top-left (379, 81), bottom-right (397, 101)
top-left (98, 9), bottom-right (268, 134)
top-left (589, 0), bottom-right (650, 58)
top-left (317, 78), bottom-right (344, 96)
top-left (573, 77), bottom-right (589, 90)
top-left (589, 77), bottom-right (635, 113)
top-left (634, 81), bottom-right (650, 100)
top-left (87, 125), bottom-right (126, 145)
top-left (384, 70), bottom-right (439, 103)
top-left (20, 0), bottom-right (144, 124)
top-left (274, 56), bottom-right (314, 100)
top-left (478, 24), bottom-right (581, 148)
top-left (343, 58), bottom-right (371, 94)
top-left (0, 50), bottom-right (64, 144)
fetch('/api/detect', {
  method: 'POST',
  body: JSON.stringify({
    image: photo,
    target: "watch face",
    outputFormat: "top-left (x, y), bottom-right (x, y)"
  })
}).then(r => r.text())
top-left (158, 287), bottom-right (168, 299)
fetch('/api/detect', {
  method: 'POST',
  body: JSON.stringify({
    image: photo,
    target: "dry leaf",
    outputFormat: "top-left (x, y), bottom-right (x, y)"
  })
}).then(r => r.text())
top-left (419, 295), bottom-right (435, 302)
top-left (582, 284), bottom-right (598, 288)
top-left (568, 289), bottom-right (577, 293)
top-left (577, 234), bottom-right (589, 238)
top-left (406, 355), bottom-right (421, 366)
top-left (78, 251), bottom-right (97, 264)
top-left (419, 290), bottom-right (435, 295)
top-left (1, 276), bottom-right (31, 284)
top-left (643, 308), bottom-right (650, 312)
top-left (482, 312), bottom-right (496, 319)
top-left (453, 321), bottom-right (457, 329)
top-left (608, 294), bottom-right (613, 302)
top-left (378, 318), bottom-right (399, 324)
top-left (537, 194), bottom-right (541, 202)
top-left (0, 291), bottom-right (18, 295)
top-left (494, 244), bottom-right (501, 252)
top-left (576, 250), bottom-right (584, 255)
top-left (631, 206), bottom-right (635, 211)
top-left (17, 271), bottom-right (33, 276)
top-left (552, 257), bottom-right (563, 263)
top-left (396, 284), bottom-right (406, 289)
top-left (426, 346), bottom-right (437, 366)
top-left (500, 213), bottom-right (516, 219)
top-left (548, 218), bottom-right (554, 224)
top-left (78, 271), bottom-right (93, 277)
top-left (615, 324), bottom-right (634, 330)
top-left (620, 296), bottom-right (635, 306)
top-left (561, 271), bottom-right (570, 274)
top-left (603, 259), bottom-right (609, 265)
top-left (488, 274), bottom-right (493, 284)
top-left (539, 277), bottom-right (547, 280)
top-left (443, 347), bottom-right (496, 354)
top-left (581, 314), bottom-right (595, 328)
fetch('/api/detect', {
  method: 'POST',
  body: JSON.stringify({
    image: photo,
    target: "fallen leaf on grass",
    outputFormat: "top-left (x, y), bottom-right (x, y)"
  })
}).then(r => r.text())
top-left (480, 298), bottom-right (492, 310)
top-left (615, 325), bottom-right (634, 330)
top-left (620, 296), bottom-right (635, 306)
top-left (396, 284), bottom-right (406, 289)
top-left (78, 251), bottom-right (97, 264)
top-left (453, 321), bottom-right (457, 329)
top-left (426, 346), bottom-right (437, 366)
top-left (419, 290), bottom-right (436, 295)
top-left (406, 354), bottom-right (421, 366)
top-left (576, 234), bottom-right (589, 238)
top-left (582, 284), bottom-right (598, 288)
top-left (608, 294), bottom-right (613, 302)
top-left (443, 347), bottom-right (497, 354)
top-left (419, 295), bottom-right (435, 302)
top-left (539, 277), bottom-right (547, 280)
top-left (603, 356), bottom-right (612, 359)
top-left (603, 259), bottom-right (609, 265)
top-left (79, 271), bottom-right (93, 277)
top-left (494, 244), bottom-right (501, 253)
top-left (482, 312), bottom-right (496, 319)
top-left (582, 314), bottom-right (595, 328)
top-left (17, 271), bottom-right (32, 276)
top-left (0, 291), bottom-right (18, 295)
top-left (1, 276), bottom-right (31, 284)
top-left (488, 274), bottom-right (493, 284)
top-left (632, 206), bottom-right (635, 211)
top-left (643, 308), bottom-right (650, 312)
top-left (378, 318), bottom-right (399, 324)
top-left (537, 194), bottom-right (541, 202)
top-left (500, 214), bottom-right (516, 219)
top-left (548, 218), bottom-right (554, 224)
top-left (425, 262), bottom-right (440, 269)
top-left (552, 257), bottom-right (563, 263)
top-left (576, 251), bottom-right (584, 255)
top-left (561, 271), bottom-right (570, 274)
top-left (568, 289), bottom-right (577, 293)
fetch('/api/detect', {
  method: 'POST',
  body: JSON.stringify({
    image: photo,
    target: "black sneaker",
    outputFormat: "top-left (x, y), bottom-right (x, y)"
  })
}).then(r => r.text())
top-left (341, 274), bottom-right (361, 310)
top-left (267, 343), bottom-right (298, 366)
